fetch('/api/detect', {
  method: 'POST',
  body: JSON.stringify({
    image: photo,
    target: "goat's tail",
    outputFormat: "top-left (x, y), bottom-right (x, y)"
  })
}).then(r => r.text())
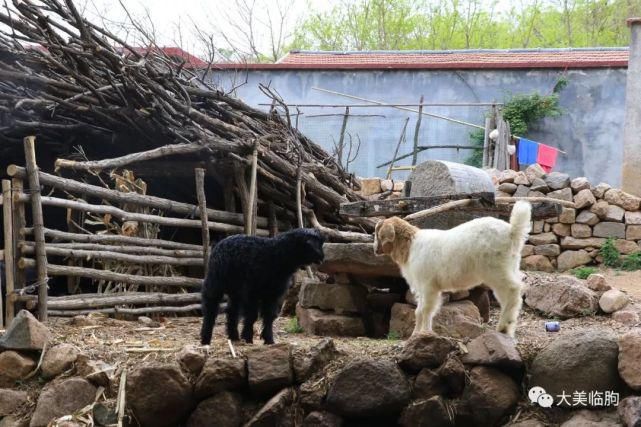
top-left (509, 201), bottom-right (532, 252)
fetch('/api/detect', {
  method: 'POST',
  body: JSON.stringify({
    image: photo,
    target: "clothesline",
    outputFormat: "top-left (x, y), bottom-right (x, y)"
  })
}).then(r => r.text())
top-left (516, 137), bottom-right (562, 173)
top-left (514, 135), bottom-right (567, 154)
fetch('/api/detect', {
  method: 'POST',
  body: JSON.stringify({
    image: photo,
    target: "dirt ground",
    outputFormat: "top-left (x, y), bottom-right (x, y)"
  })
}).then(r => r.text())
top-left (8, 270), bottom-right (641, 426)
top-left (600, 268), bottom-right (641, 300)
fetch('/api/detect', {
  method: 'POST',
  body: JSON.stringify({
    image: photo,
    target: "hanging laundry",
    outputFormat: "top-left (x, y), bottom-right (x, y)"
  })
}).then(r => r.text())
top-left (537, 143), bottom-right (559, 173)
top-left (517, 138), bottom-right (539, 166)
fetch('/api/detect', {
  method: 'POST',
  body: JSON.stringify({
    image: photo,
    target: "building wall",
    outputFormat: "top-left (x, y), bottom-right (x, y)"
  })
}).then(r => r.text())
top-left (210, 67), bottom-right (626, 185)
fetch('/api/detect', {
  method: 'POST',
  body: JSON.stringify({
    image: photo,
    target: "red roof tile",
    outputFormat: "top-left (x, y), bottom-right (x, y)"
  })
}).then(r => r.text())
top-left (213, 48), bottom-right (629, 70)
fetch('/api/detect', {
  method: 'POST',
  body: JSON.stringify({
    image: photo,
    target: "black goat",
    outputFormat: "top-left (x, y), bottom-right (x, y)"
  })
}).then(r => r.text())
top-left (200, 228), bottom-right (325, 346)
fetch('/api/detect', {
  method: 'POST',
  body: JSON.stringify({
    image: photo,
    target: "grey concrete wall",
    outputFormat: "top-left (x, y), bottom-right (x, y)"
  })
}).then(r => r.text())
top-left (622, 20), bottom-right (641, 195)
top-left (209, 67), bottom-right (626, 185)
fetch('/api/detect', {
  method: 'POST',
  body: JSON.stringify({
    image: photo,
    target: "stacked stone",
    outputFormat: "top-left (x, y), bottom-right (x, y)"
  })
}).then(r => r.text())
top-left (295, 276), bottom-right (369, 337)
top-left (489, 164), bottom-right (641, 272)
top-left (357, 177), bottom-right (405, 200)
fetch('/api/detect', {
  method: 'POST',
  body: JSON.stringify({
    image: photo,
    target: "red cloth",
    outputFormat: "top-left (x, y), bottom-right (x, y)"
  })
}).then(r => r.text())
top-left (537, 144), bottom-right (558, 173)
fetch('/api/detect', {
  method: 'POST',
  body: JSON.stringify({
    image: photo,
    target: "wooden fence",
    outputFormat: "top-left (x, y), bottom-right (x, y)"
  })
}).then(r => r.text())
top-left (1, 136), bottom-right (277, 325)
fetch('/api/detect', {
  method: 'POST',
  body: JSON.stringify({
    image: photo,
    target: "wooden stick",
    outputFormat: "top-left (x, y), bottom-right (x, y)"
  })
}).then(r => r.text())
top-left (19, 258), bottom-right (202, 288)
top-left (17, 194), bottom-right (270, 236)
top-left (386, 118), bottom-right (410, 179)
top-left (48, 304), bottom-right (203, 317)
top-left (248, 142), bottom-right (259, 236)
top-left (54, 143), bottom-right (209, 172)
top-left (307, 211), bottom-right (373, 243)
top-left (20, 245), bottom-right (204, 266)
top-left (23, 342), bottom-right (47, 380)
top-left (227, 339), bottom-right (237, 358)
top-left (1, 180), bottom-right (11, 327)
top-left (412, 96), bottom-right (424, 166)
top-left (482, 116), bottom-right (492, 168)
top-left (23, 227), bottom-right (203, 250)
top-left (336, 106), bottom-right (350, 167)
top-left (116, 370), bottom-right (126, 427)
top-left (23, 136), bottom-right (48, 322)
top-left (43, 292), bottom-right (200, 310)
top-left (268, 202), bottom-right (278, 237)
top-left (11, 178), bottom-right (26, 297)
top-left (7, 165), bottom-right (280, 229)
top-left (195, 168), bottom-right (210, 270)
top-left (125, 347), bottom-right (180, 353)
top-left (235, 166), bottom-right (251, 235)
top-left (20, 242), bottom-right (202, 257)
top-left (404, 199), bottom-right (475, 222)
top-left (495, 196), bottom-right (576, 209)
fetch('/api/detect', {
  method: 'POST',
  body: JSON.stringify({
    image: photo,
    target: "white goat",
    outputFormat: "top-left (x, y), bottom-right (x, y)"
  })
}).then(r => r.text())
top-left (374, 201), bottom-right (531, 338)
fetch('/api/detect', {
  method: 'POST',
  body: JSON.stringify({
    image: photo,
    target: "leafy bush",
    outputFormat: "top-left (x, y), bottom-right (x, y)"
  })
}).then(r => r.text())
top-left (621, 252), bottom-right (641, 271)
top-left (600, 238), bottom-right (621, 268)
top-left (387, 330), bottom-right (401, 341)
top-left (285, 317), bottom-right (304, 334)
top-left (572, 266), bottom-right (598, 279)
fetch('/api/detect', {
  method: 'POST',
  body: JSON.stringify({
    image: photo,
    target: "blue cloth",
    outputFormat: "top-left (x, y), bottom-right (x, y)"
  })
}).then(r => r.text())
top-left (517, 138), bottom-right (539, 165)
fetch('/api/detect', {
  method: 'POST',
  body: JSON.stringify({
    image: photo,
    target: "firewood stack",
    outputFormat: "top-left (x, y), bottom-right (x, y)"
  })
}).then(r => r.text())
top-left (0, 0), bottom-right (367, 234)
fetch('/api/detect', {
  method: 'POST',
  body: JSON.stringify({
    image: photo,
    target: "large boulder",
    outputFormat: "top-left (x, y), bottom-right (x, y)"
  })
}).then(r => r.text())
top-left (544, 172), bottom-right (570, 190)
top-left (460, 331), bottom-right (523, 374)
top-left (175, 345), bottom-right (206, 376)
top-left (457, 366), bottom-right (520, 426)
top-left (398, 333), bottom-right (455, 373)
top-left (0, 351), bottom-right (35, 387)
top-left (302, 411), bottom-right (343, 427)
top-left (399, 396), bottom-right (454, 427)
top-left (245, 387), bottom-right (296, 426)
top-left (557, 250), bottom-right (592, 271)
top-left (292, 338), bottom-right (340, 383)
top-left (194, 357), bottom-right (246, 399)
top-left (618, 331), bottom-right (641, 391)
top-left (618, 396), bottom-right (641, 427)
top-left (30, 378), bottom-right (96, 427)
top-left (299, 281), bottom-right (366, 314)
top-left (247, 343), bottom-right (293, 397)
top-left (389, 301), bottom-right (484, 339)
top-left (326, 359), bottom-right (411, 419)
top-left (0, 389), bottom-right (28, 417)
top-left (599, 289), bottom-right (629, 313)
top-left (319, 243), bottom-right (399, 277)
top-left (524, 275), bottom-right (598, 318)
top-left (127, 364), bottom-right (193, 427)
top-left (41, 344), bottom-right (79, 380)
top-left (560, 410), bottom-right (622, 427)
top-left (604, 189), bottom-right (641, 211)
top-left (186, 392), bottom-right (243, 427)
top-left (0, 310), bottom-right (50, 351)
top-left (296, 306), bottom-right (366, 337)
top-left (529, 329), bottom-right (625, 405)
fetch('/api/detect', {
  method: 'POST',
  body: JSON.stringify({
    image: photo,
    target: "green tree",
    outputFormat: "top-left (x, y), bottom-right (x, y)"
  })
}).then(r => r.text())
top-left (289, 0), bottom-right (641, 53)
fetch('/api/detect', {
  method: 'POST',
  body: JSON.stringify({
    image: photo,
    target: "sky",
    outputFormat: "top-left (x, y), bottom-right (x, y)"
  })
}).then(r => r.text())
top-left (78, 0), bottom-right (335, 59)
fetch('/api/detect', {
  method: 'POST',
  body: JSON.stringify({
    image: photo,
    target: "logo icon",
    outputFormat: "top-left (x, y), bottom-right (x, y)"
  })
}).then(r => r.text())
top-left (528, 386), bottom-right (554, 407)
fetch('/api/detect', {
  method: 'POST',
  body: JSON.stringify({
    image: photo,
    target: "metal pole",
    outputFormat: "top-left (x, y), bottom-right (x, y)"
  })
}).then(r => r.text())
top-left (313, 87), bottom-right (485, 130)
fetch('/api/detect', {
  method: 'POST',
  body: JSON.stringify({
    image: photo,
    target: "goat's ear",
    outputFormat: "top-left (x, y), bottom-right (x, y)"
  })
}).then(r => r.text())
top-left (375, 220), bottom-right (383, 234)
top-left (378, 221), bottom-right (396, 254)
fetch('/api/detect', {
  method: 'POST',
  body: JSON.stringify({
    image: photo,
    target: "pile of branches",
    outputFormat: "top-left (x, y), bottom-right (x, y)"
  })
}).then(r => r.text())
top-left (0, 0), bottom-right (368, 232)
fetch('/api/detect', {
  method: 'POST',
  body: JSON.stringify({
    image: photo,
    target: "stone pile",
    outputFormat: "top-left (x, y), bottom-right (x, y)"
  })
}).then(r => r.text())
top-left (356, 178), bottom-right (406, 200)
top-left (490, 164), bottom-right (641, 272)
top-left (3, 309), bottom-right (641, 426)
top-left (359, 165), bottom-right (641, 272)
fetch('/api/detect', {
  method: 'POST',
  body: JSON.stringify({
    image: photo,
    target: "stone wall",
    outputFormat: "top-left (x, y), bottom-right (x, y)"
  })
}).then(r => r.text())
top-left (488, 164), bottom-right (641, 272)
top-left (358, 165), bottom-right (641, 272)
